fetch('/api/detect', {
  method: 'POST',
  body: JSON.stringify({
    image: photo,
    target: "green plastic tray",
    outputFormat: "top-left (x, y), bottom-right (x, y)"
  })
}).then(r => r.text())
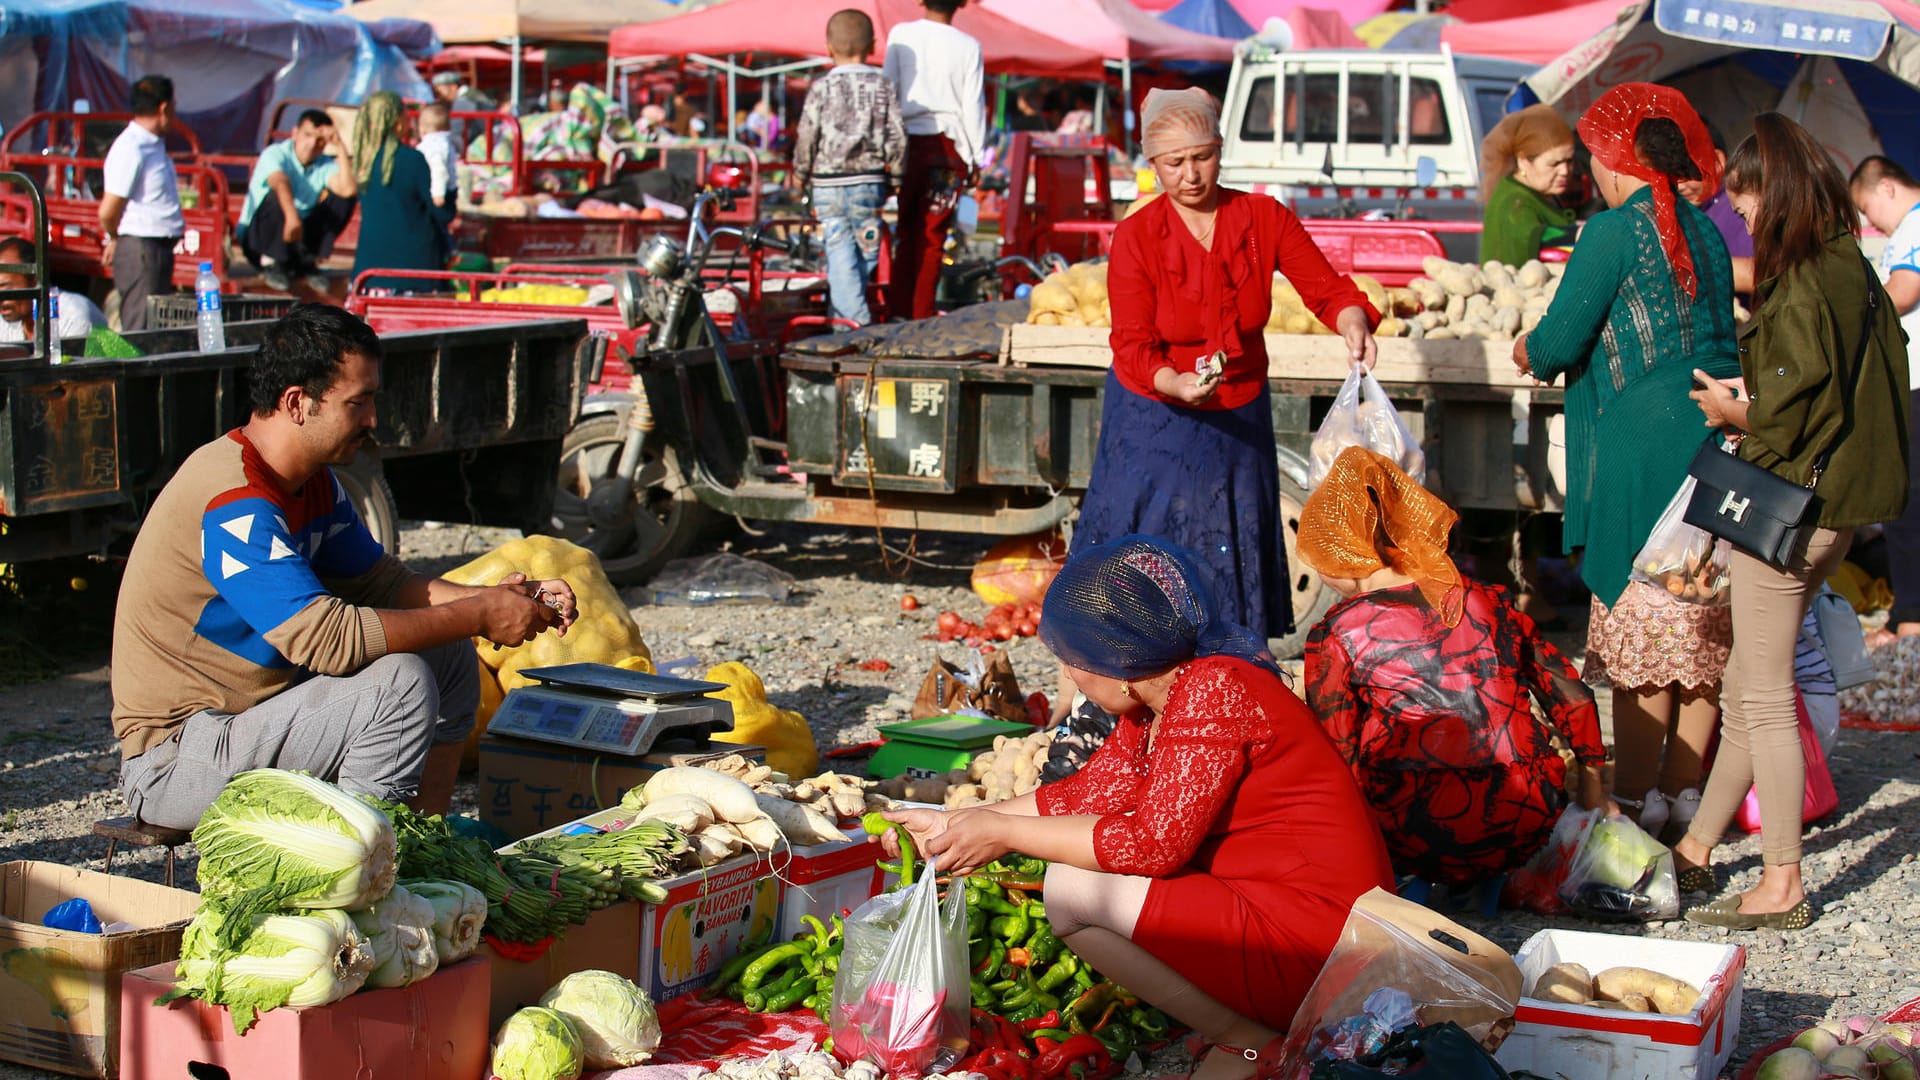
top-left (867, 714), bottom-right (1032, 779)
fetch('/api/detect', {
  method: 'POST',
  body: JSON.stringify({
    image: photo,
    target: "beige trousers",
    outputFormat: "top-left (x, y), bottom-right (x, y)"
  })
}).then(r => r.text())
top-left (1687, 527), bottom-right (1852, 864)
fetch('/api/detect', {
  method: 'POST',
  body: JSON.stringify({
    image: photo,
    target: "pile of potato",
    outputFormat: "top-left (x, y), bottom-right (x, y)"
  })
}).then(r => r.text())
top-left (479, 284), bottom-right (592, 306)
top-left (1025, 261), bottom-right (1111, 327)
top-left (1365, 257), bottom-right (1565, 341)
top-left (1529, 962), bottom-right (1701, 1016)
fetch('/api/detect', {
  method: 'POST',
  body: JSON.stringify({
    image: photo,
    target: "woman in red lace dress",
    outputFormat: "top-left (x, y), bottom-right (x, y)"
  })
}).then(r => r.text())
top-left (1297, 448), bottom-right (1611, 889)
top-left (881, 536), bottom-right (1393, 1080)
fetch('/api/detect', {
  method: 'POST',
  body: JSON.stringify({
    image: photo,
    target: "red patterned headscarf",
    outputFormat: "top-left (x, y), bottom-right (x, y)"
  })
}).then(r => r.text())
top-left (1576, 83), bottom-right (1720, 300)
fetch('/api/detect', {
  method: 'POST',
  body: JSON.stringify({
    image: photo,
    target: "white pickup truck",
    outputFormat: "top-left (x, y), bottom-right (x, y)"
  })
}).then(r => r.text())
top-left (1219, 45), bottom-right (1535, 260)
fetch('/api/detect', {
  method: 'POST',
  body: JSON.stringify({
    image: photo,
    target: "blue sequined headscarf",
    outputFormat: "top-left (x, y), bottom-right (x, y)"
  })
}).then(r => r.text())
top-left (1037, 535), bottom-right (1280, 679)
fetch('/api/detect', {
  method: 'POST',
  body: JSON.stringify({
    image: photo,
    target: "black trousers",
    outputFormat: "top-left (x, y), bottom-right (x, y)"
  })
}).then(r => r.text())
top-left (242, 192), bottom-right (357, 274)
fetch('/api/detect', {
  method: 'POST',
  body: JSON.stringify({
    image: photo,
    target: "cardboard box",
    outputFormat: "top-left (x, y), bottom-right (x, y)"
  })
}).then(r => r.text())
top-left (479, 900), bottom-right (642, 1030)
top-left (0, 861), bottom-right (202, 1079)
top-left (775, 827), bottom-right (884, 945)
top-left (475, 735), bottom-right (764, 840)
top-left (638, 852), bottom-right (784, 1002)
top-left (118, 955), bottom-right (490, 1080)
top-left (1494, 929), bottom-right (1745, 1080)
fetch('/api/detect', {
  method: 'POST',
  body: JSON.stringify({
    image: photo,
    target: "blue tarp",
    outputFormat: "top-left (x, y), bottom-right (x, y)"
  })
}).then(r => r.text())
top-left (1160, 0), bottom-right (1254, 42)
top-left (0, 0), bottom-right (441, 151)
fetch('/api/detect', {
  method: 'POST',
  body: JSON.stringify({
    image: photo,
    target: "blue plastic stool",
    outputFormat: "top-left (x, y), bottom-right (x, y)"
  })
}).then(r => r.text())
top-left (1397, 873), bottom-right (1507, 919)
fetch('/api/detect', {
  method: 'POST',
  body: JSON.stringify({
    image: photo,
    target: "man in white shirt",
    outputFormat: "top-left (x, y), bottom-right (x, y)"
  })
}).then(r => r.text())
top-left (0, 237), bottom-right (99, 354)
top-left (883, 0), bottom-right (985, 320)
top-left (1851, 155), bottom-right (1920, 639)
top-left (99, 75), bottom-right (185, 332)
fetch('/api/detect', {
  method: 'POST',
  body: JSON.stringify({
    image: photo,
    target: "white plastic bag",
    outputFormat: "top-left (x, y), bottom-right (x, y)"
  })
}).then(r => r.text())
top-left (1629, 478), bottom-right (1730, 605)
top-left (1309, 368), bottom-right (1425, 488)
top-left (828, 856), bottom-right (969, 1078)
top-left (1557, 813), bottom-right (1679, 922)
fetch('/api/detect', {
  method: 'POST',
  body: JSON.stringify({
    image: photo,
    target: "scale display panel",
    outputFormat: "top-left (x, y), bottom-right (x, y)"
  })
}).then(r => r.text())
top-left (486, 664), bottom-right (735, 756)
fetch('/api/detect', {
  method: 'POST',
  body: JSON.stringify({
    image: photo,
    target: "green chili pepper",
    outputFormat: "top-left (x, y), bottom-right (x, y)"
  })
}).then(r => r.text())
top-left (989, 906), bottom-right (1031, 944)
top-left (800, 915), bottom-right (832, 951)
top-left (740, 943), bottom-right (808, 989)
top-left (704, 943), bottom-right (778, 999)
top-left (1035, 957), bottom-right (1077, 994)
top-left (765, 981), bottom-right (811, 1013)
top-left (971, 977), bottom-right (994, 1006)
top-left (1028, 924), bottom-right (1062, 965)
top-left (1004, 1000), bottom-right (1046, 1023)
top-left (976, 939), bottom-right (1008, 978)
top-left (861, 812), bottom-right (916, 886)
top-left (1030, 1027), bottom-right (1070, 1042)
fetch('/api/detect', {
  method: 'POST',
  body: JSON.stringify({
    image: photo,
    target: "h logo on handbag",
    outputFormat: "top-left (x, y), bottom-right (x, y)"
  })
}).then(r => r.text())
top-left (1718, 490), bottom-right (1752, 524)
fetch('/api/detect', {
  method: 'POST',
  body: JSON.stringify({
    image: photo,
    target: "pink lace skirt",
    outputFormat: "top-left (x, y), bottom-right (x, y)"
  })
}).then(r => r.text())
top-left (1583, 582), bottom-right (1731, 693)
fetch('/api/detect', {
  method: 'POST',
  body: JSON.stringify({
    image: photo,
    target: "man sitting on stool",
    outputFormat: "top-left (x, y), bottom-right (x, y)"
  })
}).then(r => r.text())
top-left (239, 110), bottom-right (359, 292)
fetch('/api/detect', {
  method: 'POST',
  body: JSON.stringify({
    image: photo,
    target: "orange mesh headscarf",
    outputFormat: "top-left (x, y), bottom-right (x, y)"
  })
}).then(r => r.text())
top-left (1576, 83), bottom-right (1720, 300)
top-left (1296, 446), bottom-right (1464, 626)
top-left (1478, 104), bottom-right (1573, 200)
top-left (1141, 88), bottom-right (1220, 161)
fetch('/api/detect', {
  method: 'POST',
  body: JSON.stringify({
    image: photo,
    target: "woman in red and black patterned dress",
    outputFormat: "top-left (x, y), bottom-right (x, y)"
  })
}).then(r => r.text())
top-left (1297, 448), bottom-right (1612, 889)
top-left (877, 535), bottom-right (1392, 1080)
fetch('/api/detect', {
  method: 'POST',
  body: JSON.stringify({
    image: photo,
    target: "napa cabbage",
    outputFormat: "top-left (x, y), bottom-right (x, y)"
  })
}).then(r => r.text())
top-left (193, 769), bottom-right (396, 910)
top-left (405, 880), bottom-right (488, 963)
top-left (169, 905), bottom-right (373, 1033)
top-left (350, 884), bottom-right (440, 988)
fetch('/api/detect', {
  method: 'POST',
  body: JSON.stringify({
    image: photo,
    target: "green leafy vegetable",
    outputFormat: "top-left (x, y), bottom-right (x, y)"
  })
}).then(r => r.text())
top-left (539, 970), bottom-right (661, 1068)
top-left (1579, 815), bottom-right (1665, 890)
top-left (194, 769), bottom-right (397, 911)
top-left (169, 905), bottom-right (373, 1033)
top-left (491, 1006), bottom-right (585, 1080)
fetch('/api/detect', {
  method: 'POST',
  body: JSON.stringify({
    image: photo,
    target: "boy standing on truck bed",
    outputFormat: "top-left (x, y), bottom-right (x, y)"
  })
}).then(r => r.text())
top-left (793, 9), bottom-right (906, 327)
top-left (109, 304), bottom-right (579, 830)
top-left (883, 0), bottom-right (984, 320)
top-left (99, 74), bottom-right (183, 332)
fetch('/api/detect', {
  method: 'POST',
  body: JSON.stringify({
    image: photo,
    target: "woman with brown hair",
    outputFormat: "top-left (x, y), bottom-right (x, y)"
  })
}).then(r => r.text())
top-left (1679, 113), bottom-right (1910, 930)
top-left (1479, 104), bottom-right (1578, 266)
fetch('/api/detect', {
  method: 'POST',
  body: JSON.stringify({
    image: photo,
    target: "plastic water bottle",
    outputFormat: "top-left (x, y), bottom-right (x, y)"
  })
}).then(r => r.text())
top-left (36, 296), bottom-right (62, 365)
top-left (195, 261), bottom-right (226, 352)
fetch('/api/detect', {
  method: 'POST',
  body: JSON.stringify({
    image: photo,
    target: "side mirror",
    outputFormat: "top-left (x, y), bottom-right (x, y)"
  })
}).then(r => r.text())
top-left (1414, 156), bottom-right (1439, 189)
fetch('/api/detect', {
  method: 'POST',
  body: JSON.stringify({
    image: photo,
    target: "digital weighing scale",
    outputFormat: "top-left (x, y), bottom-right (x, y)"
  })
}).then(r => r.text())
top-left (866, 714), bottom-right (1035, 778)
top-left (485, 663), bottom-right (736, 757)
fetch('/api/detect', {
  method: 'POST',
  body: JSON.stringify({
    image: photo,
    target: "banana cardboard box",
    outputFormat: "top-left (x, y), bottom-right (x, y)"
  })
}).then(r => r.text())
top-left (639, 851), bottom-right (784, 1003)
top-left (0, 861), bottom-right (201, 1078)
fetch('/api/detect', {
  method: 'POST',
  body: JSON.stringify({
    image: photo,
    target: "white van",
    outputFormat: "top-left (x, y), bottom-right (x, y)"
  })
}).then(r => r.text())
top-left (1220, 46), bottom-right (1534, 256)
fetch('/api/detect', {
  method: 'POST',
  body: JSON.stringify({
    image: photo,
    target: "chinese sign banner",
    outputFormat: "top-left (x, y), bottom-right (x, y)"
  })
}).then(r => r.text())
top-left (1654, 0), bottom-right (1893, 61)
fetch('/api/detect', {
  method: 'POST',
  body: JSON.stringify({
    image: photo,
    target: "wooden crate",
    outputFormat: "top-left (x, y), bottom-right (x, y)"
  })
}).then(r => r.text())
top-left (1000, 324), bottom-right (1538, 389)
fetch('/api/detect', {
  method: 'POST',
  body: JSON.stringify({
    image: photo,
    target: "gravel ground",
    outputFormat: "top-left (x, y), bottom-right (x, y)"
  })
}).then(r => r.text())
top-left (1, 520), bottom-right (1915, 1079)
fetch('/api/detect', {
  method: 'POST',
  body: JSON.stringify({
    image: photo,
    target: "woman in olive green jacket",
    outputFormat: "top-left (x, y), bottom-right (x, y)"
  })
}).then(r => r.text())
top-left (1681, 113), bottom-right (1911, 931)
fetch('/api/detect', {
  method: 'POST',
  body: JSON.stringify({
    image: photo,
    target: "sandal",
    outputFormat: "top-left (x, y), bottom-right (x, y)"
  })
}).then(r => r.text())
top-left (1684, 895), bottom-right (1814, 931)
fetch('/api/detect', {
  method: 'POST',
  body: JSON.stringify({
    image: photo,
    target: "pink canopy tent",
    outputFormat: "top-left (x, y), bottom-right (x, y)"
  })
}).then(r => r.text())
top-left (607, 0), bottom-right (1108, 77)
top-left (978, 0), bottom-right (1238, 63)
top-left (1364, 0), bottom-right (1630, 66)
top-left (1229, 0), bottom-right (1394, 30)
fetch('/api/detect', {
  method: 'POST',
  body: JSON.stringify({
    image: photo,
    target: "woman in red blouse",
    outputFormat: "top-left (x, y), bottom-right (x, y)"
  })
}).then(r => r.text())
top-left (881, 536), bottom-right (1393, 1080)
top-left (1297, 448), bottom-right (1612, 890)
top-left (1074, 88), bottom-right (1377, 655)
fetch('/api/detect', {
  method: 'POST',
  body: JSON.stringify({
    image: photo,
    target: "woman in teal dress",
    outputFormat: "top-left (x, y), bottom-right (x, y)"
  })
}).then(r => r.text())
top-left (1479, 105), bottom-right (1579, 266)
top-left (1512, 84), bottom-right (1741, 847)
top-left (350, 92), bottom-right (454, 293)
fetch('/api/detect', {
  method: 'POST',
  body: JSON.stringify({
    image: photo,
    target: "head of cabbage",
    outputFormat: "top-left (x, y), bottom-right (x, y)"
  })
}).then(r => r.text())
top-left (193, 769), bottom-right (396, 911)
top-left (492, 1006), bottom-right (584, 1080)
top-left (539, 970), bottom-right (661, 1068)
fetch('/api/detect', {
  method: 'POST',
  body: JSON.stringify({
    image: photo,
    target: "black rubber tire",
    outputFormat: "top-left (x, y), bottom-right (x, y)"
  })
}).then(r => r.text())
top-left (1270, 455), bottom-right (1336, 661)
top-left (336, 450), bottom-right (400, 553)
top-left (550, 413), bottom-right (719, 586)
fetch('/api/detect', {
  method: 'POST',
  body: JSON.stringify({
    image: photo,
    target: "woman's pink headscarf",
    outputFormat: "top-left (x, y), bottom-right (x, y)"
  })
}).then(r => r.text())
top-left (1141, 88), bottom-right (1220, 161)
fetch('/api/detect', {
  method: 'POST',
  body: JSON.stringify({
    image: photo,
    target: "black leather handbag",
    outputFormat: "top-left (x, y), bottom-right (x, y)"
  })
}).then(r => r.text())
top-left (1683, 259), bottom-right (1878, 569)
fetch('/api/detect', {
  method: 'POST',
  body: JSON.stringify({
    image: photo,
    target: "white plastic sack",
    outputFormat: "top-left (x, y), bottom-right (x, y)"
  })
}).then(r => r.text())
top-left (1309, 368), bottom-right (1425, 488)
top-left (828, 856), bottom-right (968, 1078)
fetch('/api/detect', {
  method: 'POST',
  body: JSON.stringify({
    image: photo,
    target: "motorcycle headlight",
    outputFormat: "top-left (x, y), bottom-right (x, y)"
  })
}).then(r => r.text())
top-left (637, 233), bottom-right (686, 280)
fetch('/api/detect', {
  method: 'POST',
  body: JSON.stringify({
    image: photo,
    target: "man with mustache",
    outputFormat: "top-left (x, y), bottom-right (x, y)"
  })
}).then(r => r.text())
top-left (110, 304), bottom-right (578, 828)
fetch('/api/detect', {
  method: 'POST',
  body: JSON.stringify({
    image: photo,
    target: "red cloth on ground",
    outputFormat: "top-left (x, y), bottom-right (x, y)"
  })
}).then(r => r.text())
top-left (889, 133), bottom-right (967, 320)
top-left (1107, 189), bottom-right (1375, 410)
top-left (1035, 656), bottom-right (1393, 1029)
top-left (1303, 581), bottom-right (1608, 886)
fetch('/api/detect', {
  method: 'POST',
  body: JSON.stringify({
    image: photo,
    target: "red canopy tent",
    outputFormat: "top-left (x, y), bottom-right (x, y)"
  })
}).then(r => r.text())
top-left (607, 0), bottom-right (1108, 77)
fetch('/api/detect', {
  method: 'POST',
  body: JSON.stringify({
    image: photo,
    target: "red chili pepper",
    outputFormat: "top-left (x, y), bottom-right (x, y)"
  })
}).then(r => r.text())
top-left (992, 1015), bottom-right (1026, 1053)
top-left (1018, 1009), bottom-right (1062, 1033)
top-left (1006, 947), bottom-right (1032, 968)
top-left (1033, 1037), bottom-right (1060, 1054)
top-left (989, 1049), bottom-right (1039, 1080)
top-left (1034, 1035), bottom-right (1108, 1079)
top-left (1091, 1001), bottom-right (1121, 1032)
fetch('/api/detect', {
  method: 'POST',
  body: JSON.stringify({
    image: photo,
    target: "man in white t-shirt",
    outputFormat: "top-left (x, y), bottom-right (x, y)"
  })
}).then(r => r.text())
top-left (99, 75), bottom-right (184, 332)
top-left (883, 0), bottom-right (985, 320)
top-left (1851, 155), bottom-right (1920, 638)
top-left (0, 237), bottom-right (98, 354)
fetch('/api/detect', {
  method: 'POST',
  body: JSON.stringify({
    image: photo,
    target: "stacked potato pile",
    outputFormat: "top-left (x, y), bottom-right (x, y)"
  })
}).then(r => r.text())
top-left (1265, 273), bottom-right (1394, 336)
top-left (1379, 257), bottom-right (1565, 341)
top-left (1025, 261), bottom-right (1111, 327)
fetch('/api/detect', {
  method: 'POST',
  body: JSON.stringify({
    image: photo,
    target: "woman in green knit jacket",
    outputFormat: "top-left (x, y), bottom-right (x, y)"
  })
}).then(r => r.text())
top-left (1679, 114), bottom-right (1910, 931)
top-left (1479, 105), bottom-right (1578, 267)
top-left (1513, 85), bottom-right (1740, 844)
